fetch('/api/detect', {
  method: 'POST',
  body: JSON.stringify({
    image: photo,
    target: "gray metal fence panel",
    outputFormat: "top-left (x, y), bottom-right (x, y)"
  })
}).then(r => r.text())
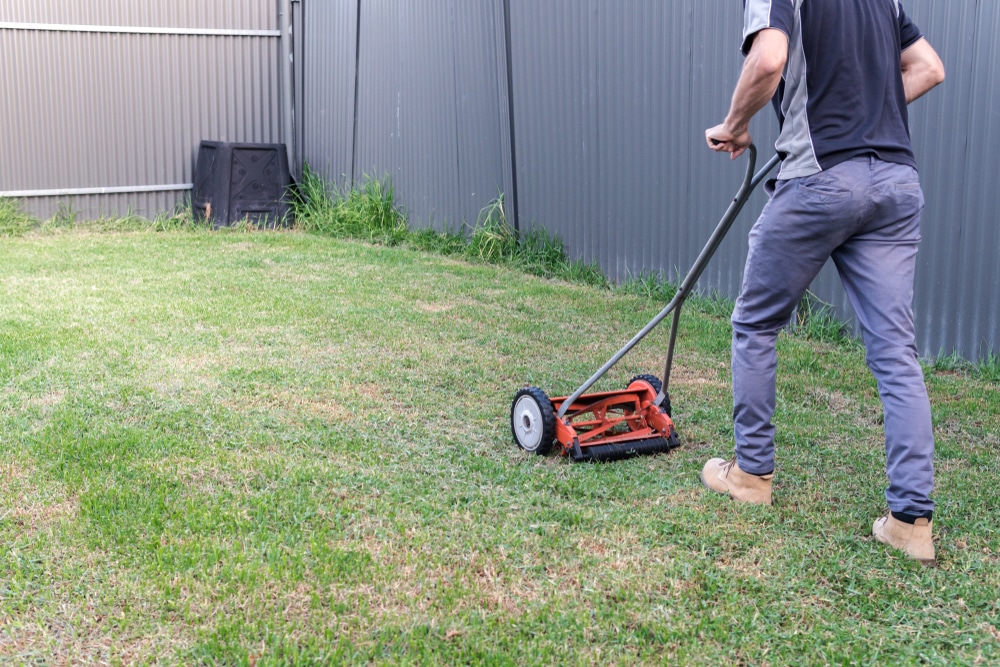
top-left (509, 0), bottom-right (778, 294)
top-left (452, 0), bottom-right (513, 227)
top-left (0, 0), bottom-right (276, 30)
top-left (347, 0), bottom-right (511, 228)
top-left (292, 0), bottom-right (305, 181)
top-left (0, 0), bottom-right (283, 220)
top-left (353, 0), bottom-right (456, 225)
top-left (300, 0), bottom-right (357, 185)
top-left (948, 0), bottom-right (1000, 358)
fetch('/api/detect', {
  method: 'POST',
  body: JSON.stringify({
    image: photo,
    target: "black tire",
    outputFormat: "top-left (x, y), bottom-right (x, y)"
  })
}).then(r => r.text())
top-left (510, 387), bottom-right (556, 455)
top-left (627, 373), bottom-right (672, 417)
top-left (627, 373), bottom-right (662, 394)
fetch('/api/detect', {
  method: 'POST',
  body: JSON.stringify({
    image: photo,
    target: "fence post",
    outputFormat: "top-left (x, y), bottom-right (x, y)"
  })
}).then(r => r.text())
top-left (502, 0), bottom-right (521, 233)
top-left (280, 0), bottom-right (295, 173)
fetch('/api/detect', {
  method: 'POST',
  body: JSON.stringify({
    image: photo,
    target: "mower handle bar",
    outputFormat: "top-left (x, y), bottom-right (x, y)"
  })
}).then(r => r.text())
top-left (555, 144), bottom-right (781, 420)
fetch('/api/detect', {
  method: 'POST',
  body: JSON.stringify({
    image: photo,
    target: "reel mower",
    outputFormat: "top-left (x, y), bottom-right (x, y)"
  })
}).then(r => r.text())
top-left (511, 145), bottom-right (780, 462)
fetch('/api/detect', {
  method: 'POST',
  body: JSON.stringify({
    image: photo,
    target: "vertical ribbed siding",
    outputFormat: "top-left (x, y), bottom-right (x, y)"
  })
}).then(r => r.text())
top-left (960, 2), bottom-right (1000, 358)
top-left (0, 0), bottom-right (282, 219)
top-left (341, 0), bottom-right (511, 229)
top-left (452, 0), bottom-right (513, 221)
top-left (940, 0), bottom-right (1000, 358)
top-left (509, 0), bottom-right (777, 293)
top-left (291, 1), bottom-right (305, 180)
top-left (301, 0), bottom-right (357, 185)
top-left (354, 0), bottom-right (461, 227)
top-left (510, 1), bottom-right (596, 262)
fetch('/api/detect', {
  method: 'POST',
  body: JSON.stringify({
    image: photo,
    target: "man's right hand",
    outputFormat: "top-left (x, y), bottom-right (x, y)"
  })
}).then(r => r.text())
top-left (705, 123), bottom-right (752, 159)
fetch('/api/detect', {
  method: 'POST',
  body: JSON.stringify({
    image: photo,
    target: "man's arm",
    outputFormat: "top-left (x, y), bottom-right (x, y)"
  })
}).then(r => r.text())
top-left (901, 38), bottom-right (945, 104)
top-left (705, 28), bottom-right (789, 159)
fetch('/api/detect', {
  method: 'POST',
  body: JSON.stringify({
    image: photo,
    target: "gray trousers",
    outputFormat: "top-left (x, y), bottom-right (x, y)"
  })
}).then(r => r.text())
top-left (731, 156), bottom-right (934, 514)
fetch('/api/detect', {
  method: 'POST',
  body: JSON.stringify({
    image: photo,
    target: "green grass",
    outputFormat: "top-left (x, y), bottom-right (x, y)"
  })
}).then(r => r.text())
top-left (0, 198), bottom-right (39, 236)
top-left (292, 170), bottom-right (408, 245)
top-left (978, 350), bottom-right (1000, 383)
top-left (792, 291), bottom-right (856, 347)
top-left (291, 168), bottom-right (608, 288)
top-left (0, 197), bottom-right (206, 238)
top-left (1, 226), bottom-right (998, 666)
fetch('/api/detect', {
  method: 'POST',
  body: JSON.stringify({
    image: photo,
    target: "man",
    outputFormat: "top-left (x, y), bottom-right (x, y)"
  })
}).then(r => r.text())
top-left (701, 0), bottom-right (945, 565)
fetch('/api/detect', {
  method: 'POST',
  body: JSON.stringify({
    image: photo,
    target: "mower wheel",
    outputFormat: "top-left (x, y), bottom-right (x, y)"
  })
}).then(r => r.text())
top-left (627, 373), bottom-right (672, 417)
top-left (510, 387), bottom-right (556, 455)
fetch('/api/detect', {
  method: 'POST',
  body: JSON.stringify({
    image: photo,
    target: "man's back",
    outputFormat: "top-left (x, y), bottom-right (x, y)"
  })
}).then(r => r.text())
top-left (743, 0), bottom-right (923, 178)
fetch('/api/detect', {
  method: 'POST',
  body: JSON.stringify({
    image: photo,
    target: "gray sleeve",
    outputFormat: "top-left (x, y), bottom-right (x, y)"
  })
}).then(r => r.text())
top-left (742, 0), bottom-right (795, 55)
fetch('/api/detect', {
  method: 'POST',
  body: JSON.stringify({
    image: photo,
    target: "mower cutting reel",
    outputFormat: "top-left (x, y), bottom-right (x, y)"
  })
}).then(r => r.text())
top-left (511, 145), bottom-right (781, 463)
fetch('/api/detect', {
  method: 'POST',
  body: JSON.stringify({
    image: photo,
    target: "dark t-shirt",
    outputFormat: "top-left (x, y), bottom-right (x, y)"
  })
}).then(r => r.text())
top-left (742, 0), bottom-right (924, 178)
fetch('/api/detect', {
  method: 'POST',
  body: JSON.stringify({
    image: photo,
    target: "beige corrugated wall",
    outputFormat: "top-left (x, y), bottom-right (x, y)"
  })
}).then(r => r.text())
top-left (0, 0), bottom-right (287, 219)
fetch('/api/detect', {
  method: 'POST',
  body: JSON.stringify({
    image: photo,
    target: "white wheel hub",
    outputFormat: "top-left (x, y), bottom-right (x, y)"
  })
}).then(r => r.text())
top-left (513, 395), bottom-right (544, 451)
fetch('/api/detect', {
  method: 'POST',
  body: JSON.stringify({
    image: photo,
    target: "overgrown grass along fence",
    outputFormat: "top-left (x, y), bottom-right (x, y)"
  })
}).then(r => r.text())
top-left (292, 167), bottom-right (609, 288)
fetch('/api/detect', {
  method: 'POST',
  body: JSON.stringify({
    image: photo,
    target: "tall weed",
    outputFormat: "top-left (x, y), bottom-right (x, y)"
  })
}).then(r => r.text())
top-left (293, 171), bottom-right (605, 286)
top-left (620, 271), bottom-right (678, 302)
top-left (978, 349), bottom-right (1000, 383)
top-left (50, 201), bottom-right (79, 228)
top-left (292, 167), bottom-right (407, 245)
top-left (407, 226), bottom-right (468, 256)
top-left (467, 196), bottom-right (517, 264)
top-left (465, 193), bottom-right (606, 286)
top-left (927, 350), bottom-right (971, 374)
top-left (793, 291), bottom-right (854, 346)
top-left (0, 198), bottom-right (39, 236)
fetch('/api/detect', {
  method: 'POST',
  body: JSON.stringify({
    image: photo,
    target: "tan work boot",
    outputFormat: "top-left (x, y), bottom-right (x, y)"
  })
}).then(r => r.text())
top-left (700, 457), bottom-right (773, 505)
top-left (873, 514), bottom-right (936, 566)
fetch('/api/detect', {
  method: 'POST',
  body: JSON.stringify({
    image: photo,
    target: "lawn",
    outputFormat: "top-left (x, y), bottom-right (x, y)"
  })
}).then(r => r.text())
top-left (1, 228), bottom-right (998, 665)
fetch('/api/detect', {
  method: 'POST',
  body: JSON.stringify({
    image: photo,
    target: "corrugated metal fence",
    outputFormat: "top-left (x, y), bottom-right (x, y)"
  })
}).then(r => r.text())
top-left (2, 1), bottom-right (997, 360)
top-left (300, 0), bottom-right (999, 361)
top-left (0, 0), bottom-right (289, 219)
top-left (301, 0), bottom-right (514, 226)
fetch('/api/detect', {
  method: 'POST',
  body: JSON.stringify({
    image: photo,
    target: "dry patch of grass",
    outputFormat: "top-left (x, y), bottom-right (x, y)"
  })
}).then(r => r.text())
top-left (1, 461), bottom-right (76, 531)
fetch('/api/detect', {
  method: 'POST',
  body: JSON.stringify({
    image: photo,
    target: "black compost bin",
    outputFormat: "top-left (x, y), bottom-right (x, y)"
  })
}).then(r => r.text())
top-left (192, 141), bottom-right (292, 227)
